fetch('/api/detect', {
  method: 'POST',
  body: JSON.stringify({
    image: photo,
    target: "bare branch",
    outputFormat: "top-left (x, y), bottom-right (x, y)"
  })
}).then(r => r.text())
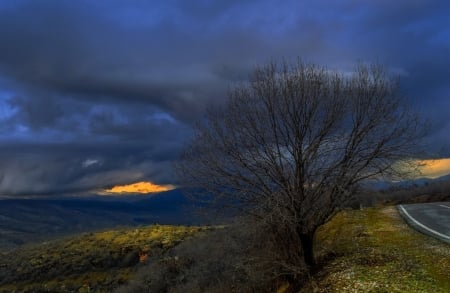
top-left (177, 59), bottom-right (425, 271)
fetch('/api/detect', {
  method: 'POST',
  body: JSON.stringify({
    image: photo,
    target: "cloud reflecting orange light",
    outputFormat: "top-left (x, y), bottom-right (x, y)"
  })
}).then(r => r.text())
top-left (102, 159), bottom-right (450, 195)
top-left (417, 158), bottom-right (450, 179)
top-left (104, 181), bottom-right (174, 194)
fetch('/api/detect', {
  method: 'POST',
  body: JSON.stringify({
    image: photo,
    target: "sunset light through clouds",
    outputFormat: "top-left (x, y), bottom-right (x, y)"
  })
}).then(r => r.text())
top-left (0, 1), bottom-right (449, 197)
top-left (418, 158), bottom-right (450, 179)
top-left (104, 181), bottom-right (175, 195)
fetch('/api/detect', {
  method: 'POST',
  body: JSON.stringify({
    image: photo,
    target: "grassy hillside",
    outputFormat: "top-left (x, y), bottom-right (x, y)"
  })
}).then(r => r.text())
top-left (0, 225), bottom-right (211, 293)
top-left (0, 190), bottom-right (205, 251)
top-left (1, 206), bottom-right (448, 292)
top-left (115, 205), bottom-right (450, 292)
top-left (305, 206), bottom-right (450, 292)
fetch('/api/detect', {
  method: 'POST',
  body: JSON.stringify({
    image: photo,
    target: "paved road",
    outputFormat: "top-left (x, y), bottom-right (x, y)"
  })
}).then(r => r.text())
top-left (398, 202), bottom-right (450, 244)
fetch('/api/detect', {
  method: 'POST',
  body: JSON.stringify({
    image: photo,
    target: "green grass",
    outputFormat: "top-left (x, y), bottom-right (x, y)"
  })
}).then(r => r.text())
top-left (305, 206), bottom-right (450, 292)
top-left (2, 207), bottom-right (449, 292)
top-left (0, 224), bottom-right (211, 293)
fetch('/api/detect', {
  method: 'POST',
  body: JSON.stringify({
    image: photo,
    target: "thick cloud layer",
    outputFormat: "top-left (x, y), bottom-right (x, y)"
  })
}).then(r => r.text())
top-left (0, 0), bottom-right (449, 196)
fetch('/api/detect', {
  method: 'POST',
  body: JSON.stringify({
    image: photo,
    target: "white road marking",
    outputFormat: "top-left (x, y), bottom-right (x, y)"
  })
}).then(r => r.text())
top-left (438, 204), bottom-right (450, 209)
top-left (398, 205), bottom-right (450, 241)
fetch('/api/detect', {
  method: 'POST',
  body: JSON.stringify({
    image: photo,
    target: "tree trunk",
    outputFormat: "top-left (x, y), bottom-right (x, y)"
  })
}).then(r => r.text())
top-left (299, 232), bottom-right (315, 270)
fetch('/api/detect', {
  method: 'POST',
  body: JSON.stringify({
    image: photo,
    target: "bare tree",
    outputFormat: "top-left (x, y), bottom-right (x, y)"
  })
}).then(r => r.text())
top-left (178, 60), bottom-right (424, 274)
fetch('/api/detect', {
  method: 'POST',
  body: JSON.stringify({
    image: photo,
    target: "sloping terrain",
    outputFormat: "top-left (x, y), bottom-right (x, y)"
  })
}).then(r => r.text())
top-left (0, 189), bottom-right (215, 250)
top-left (306, 206), bottom-right (450, 292)
top-left (1, 203), bottom-right (448, 292)
top-left (0, 224), bottom-right (211, 292)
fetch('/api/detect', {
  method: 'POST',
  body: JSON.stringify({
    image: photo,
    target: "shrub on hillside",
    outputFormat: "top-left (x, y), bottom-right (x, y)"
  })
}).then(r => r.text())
top-left (115, 218), bottom-right (305, 292)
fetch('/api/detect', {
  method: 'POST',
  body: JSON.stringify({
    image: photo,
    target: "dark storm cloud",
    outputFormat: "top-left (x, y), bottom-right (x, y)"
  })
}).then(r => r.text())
top-left (0, 139), bottom-right (185, 196)
top-left (0, 0), bottom-right (289, 122)
top-left (345, 0), bottom-right (450, 154)
top-left (0, 0), bottom-right (449, 196)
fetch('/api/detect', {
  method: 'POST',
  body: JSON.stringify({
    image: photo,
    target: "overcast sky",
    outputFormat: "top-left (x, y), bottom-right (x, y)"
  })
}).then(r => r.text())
top-left (0, 0), bottom-right (449, 196)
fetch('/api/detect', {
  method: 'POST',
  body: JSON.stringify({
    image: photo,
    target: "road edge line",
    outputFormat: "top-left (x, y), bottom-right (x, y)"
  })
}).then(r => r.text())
top-left (397, 205), bottom-right (450, 244)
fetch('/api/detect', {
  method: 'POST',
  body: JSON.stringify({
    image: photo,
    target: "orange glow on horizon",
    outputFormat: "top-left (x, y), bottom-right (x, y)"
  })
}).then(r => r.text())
top-left (418, 158), bottom-right (450, 179)
top-left (104, 181), bottom-right (175, 194)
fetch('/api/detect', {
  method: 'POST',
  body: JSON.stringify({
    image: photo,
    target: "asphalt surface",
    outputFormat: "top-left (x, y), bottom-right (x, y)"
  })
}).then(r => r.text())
top-left (398, 202), bottom-right (450, 244)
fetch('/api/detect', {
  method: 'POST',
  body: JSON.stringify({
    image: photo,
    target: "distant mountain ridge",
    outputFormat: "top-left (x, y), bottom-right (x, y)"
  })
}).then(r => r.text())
top-left (0, 189), bottom-right (219, 250)
top-left (365, 172), bottom-right (450, 190)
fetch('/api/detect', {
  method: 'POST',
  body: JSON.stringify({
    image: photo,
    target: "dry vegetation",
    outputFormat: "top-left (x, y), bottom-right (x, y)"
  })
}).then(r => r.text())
top-left (115, 219), bottom-right (284, 293)
top-left (117, 204), bottom-right (450, 292)
top-left (307, 206), bottom-right (450, 292)
top-left (0, 225), bottom-right (211, 293)
top-left (1, 203), bottom-right (448, 292)
top-left (358, 178), bottom-right (450, 207)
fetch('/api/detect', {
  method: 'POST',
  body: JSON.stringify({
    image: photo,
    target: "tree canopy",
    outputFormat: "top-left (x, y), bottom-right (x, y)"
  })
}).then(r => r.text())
top-left (178, 60), bottom-right (424, 272)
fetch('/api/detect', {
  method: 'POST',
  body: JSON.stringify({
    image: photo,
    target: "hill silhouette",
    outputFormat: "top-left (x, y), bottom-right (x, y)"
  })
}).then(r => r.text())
top-left (0, 189), bottom-right (217, 250)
